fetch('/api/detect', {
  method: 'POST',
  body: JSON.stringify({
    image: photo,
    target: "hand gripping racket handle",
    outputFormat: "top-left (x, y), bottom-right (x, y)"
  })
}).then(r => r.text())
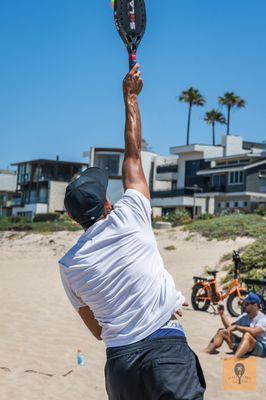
top-left (129, 54), bottom-right (137, 70)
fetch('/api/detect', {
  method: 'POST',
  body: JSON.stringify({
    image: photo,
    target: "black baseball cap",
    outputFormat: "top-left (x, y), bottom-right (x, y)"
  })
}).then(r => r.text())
top-left (64, 167), bottom-right (108, 225)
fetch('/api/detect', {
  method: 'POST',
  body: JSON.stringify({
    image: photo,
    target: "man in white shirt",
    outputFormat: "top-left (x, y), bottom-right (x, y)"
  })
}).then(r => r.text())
top-left (59, 64), bottom-right (206, 399)
top-left (204, 293), bottom-right (266, 358)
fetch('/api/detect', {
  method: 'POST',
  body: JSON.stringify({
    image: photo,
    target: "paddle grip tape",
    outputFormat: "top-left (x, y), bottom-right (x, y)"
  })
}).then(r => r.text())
top-left (129, 54), bottom-right (137, 70)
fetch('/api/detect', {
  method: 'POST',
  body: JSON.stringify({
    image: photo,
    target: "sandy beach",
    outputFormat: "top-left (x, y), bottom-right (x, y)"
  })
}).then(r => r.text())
top-left (0, 228), bottom-right (264, 400)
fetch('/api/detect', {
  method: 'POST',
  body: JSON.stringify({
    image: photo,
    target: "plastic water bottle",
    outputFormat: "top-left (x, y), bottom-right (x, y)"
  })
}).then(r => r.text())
top-left (76, 349), bottom-right (85, 366)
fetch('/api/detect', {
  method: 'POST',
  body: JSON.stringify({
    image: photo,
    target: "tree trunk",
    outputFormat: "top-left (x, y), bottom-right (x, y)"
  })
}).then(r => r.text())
top-left (227, 106), bottom-right (231, 135)
top-left (212, 122), bottom-right (215, 146)
top-left (187, 104), bottom-right (192, 145)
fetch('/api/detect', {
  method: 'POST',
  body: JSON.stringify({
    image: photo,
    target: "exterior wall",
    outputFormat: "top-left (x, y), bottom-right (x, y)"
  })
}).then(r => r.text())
top-left (141, 151), bottom-right (157, 185)
top-left (226, 180), bottom-right (246, 192)
top-left (0, 171), bottom-right (16, 191)
top-left (221, 135), bottom-right (249, 156)
top-left (152, 155), bottom-right (175, 191)
top-left (246, 165), bottom-right (266, 193)
top-left (213, 194), bottom-right (266, 213)
top-left (151, 196), bottom-right (206, 210)
top-left (48, 181), bottom-right (68, 212)
top-left (207, 197), bottom-right (215, 214)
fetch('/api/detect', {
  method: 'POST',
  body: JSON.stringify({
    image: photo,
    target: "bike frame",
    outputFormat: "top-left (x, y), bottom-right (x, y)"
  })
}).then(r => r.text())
top-left (195, 277), bottom-right (245, 303)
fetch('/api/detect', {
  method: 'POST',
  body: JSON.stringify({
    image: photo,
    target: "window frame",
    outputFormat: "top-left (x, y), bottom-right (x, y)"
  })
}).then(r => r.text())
top-left (228, 171), bottom-right (244, 185)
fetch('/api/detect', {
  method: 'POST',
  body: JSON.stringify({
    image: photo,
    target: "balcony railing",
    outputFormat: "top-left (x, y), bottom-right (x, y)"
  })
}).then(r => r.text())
top-left (156, 164), bottom-right (178, 174)
top-left (151, 188), bottom-right (196, 198)
top-left (151, 184), bottom-right (229, 198)
top-left (204, 185), bottom-right (226, 193)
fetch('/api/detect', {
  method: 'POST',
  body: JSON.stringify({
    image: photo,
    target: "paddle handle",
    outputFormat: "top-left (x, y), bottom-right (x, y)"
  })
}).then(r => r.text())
top-left (129, 54), bottom-right (137, 70)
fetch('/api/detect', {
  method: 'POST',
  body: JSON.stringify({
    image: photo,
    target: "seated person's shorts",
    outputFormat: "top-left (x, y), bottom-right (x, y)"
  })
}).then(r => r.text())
top-left (233, 334), bottom-right (266, 357)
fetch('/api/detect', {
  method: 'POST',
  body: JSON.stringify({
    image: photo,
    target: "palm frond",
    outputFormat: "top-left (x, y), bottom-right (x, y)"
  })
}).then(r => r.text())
top-left (179, 87), bottom-right (206, 107)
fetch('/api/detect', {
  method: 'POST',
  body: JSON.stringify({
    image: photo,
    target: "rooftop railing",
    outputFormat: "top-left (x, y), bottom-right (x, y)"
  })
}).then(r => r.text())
top-left (156, 164), bottom-right (178, 174)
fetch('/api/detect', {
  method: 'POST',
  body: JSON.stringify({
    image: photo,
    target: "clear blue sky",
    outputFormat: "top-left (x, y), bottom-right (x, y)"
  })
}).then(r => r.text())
top-left (0, 0), bottom-right (266, 170)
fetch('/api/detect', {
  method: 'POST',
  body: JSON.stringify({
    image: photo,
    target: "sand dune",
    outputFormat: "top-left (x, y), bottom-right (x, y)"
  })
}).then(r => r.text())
top-left (0, 228), bottom-right (264, 400)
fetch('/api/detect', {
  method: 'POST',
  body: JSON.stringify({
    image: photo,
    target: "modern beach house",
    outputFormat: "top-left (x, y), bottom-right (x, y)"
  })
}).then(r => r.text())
top-left (86, 135), bottom-right (266, 217)
top-left (11, 159), bottom-right (88, 218)
top-left (151, 135), bottom-right (266, 216)
top-left (197, 136), bottom-right (266, 213)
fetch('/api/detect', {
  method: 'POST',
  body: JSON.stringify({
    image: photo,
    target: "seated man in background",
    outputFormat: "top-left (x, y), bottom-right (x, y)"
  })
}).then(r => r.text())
top-left (204, 293), bottom-right (266, 358)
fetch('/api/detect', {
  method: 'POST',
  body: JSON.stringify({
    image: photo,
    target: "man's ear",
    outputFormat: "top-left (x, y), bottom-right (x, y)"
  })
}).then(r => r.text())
top-left (105, 199), bottom-right (112, 215)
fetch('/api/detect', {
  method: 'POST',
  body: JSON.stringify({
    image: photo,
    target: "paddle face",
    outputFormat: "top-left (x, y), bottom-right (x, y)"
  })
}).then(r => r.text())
top-left (114, 0), bottom-right (146, 69)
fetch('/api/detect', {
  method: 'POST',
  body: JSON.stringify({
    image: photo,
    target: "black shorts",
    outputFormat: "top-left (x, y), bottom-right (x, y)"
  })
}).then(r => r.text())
top-left (105, 337), bottom-right (206, 400)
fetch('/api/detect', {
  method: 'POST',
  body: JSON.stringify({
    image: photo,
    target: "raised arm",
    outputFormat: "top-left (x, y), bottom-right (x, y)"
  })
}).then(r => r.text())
top-left (122, 64), bottom-right (150, 200)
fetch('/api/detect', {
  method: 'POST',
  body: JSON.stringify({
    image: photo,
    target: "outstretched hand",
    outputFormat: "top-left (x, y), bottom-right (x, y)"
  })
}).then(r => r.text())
top-left (123, 64), bottom-right (143, 98)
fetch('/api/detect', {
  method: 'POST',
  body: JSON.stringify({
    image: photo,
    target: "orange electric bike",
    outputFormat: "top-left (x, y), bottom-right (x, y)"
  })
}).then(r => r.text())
top-left (191, 251), bottom-right (247, 317)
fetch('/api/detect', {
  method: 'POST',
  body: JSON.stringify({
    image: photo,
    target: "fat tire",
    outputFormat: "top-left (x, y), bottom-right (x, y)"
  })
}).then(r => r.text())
top-left (227, 289), bottom-right (247, 317)
top-left (191, 284), bottom-right (211, 312)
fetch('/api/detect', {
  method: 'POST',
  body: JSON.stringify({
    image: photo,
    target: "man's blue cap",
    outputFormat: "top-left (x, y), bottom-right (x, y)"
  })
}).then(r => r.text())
top-left (244, 292), bottom-right (261, 305)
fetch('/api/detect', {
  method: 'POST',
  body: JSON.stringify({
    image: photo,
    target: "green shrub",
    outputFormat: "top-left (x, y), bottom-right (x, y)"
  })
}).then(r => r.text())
top-left (33, 213), bottom-right (60, 222)
top-left (222, 239), bottom-right (266, 286)
top-left (164, 210), bottom-right (192, 227)
top-left (9, 216), bottom-right (31, 223)
top-left (256, 204), bottom-right (266, 216)
top-left (183, 214), bottom-right (266, 240)
top-left (0, 214), bottom-right (81, 233)
top-left (197, 213), bottom-right (214, 220)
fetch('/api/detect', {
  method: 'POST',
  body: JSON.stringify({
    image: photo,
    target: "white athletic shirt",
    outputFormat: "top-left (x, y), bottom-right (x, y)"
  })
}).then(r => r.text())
top-left (235, 311), bottom-right (266, 345)
top-left (59, 189), bottom-right (185, 347)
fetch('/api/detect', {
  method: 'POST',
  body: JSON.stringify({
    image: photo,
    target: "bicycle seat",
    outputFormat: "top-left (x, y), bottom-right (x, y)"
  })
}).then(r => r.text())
top-left (206, 270), bottom-right (218, 276)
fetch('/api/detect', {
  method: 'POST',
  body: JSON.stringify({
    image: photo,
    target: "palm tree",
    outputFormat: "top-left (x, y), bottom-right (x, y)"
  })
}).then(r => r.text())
top-left (179, 87), bottom-right (206, 145)
top-left (218, 92), bottom-right (246, 135)
top-left (204, 109), bottom-right (226, 146)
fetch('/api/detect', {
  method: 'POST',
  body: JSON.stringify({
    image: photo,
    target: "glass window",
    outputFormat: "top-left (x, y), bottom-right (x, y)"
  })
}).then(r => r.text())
top-left (229, 171), bottom-right (243, 184)
top-left (217, 203), bottom-right (221, 208)
top-left (226, 202), bottom-right (230, 208)
top-left (171, 180), bottom-right (177, 190)
top-left (29, 190), bottom-right (36, 203)
top-left (239, 159), bottom-right (250, 164)
top-left (39, 188), bottom-right (48, 203)
top-left (234, 201), bottom-right (239, 207)
top-left (94, 154), bottom-right (120, 176)
top-left (213, 174), bottom-right (226, 187)
top-left (185, 159), bottom-right (210, 189)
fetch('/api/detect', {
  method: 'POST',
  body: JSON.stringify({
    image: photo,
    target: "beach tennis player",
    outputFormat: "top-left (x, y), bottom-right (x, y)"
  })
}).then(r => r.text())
top-left (59, 64), bottom-right (206, 399)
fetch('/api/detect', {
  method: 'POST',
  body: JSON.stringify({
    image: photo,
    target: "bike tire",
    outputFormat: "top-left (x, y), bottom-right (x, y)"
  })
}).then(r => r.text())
top-left (191, 283), bottom-right (211, 312)
top-left (226, 289), bottom-right (247, 317)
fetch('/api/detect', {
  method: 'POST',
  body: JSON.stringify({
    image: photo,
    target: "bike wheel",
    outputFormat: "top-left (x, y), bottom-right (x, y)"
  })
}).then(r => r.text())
top-left (191, 284), bottom-right (210, 312)
top-left (226, 289), bottom-right (247, 317)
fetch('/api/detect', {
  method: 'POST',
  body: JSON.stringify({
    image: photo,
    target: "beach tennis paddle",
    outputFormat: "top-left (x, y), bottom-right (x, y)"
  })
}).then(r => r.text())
top-left (113, 0), bottom-right (146, 70)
